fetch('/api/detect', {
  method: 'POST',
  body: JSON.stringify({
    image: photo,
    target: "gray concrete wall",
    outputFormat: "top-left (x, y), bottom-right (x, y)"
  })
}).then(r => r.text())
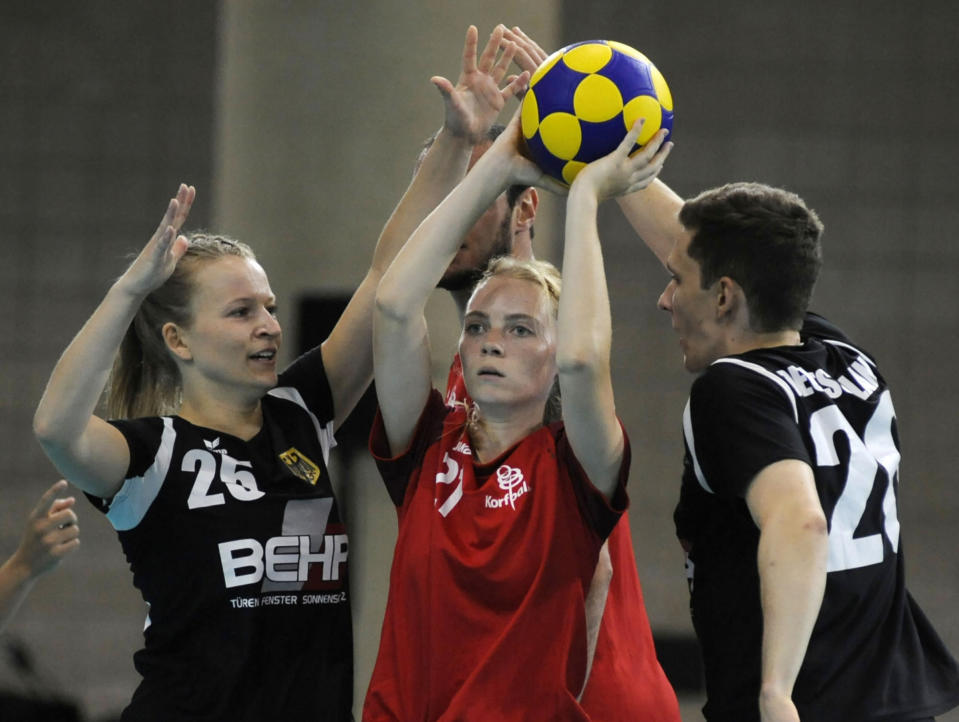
top-left (1, 1), bottom-right (956, 719)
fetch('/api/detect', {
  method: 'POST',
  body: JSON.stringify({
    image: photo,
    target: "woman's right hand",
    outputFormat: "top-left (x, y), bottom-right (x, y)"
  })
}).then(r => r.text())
top-left (118, 183), bottom-right (195, 296)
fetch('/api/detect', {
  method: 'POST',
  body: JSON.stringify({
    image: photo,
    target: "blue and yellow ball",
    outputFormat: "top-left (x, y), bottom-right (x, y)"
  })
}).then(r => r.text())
top-left (521, 40), bottom-right (673, 185)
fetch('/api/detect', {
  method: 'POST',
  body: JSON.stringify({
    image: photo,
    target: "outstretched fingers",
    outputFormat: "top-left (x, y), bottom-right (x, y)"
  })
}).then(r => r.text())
top-left (501, 69), bottom-right (531, 102)
top-left (490, 39), bottom-right (517, 86)
top-left (172, 183), bottom-right (196, 232)
top-left (476, 24), bottom-right (504, 75)
top-left (29, 480), bottom-right (68, 521)
top-left (502, 26), bottom-right (549, 73)
top-left (622, 127), bottom-right (673, 193)
top-left (459, 25), bottom-right (479, 76)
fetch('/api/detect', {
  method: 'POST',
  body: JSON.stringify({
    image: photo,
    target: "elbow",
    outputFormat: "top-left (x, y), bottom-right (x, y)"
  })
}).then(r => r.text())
top-left (33, 406), bottom-right (75, 458)
top-left (799, 506), bottom-right (829, 539)
top-left (556, 325), bottom-right (610, 375)
top-left (373, 284), bottom-right (410, 325)
top-left (790, 507), bottom-right (830, 564)
top-left (556, 343), bottom-right (609, 377)
top-left (33, 409), bottom-right (57, 448)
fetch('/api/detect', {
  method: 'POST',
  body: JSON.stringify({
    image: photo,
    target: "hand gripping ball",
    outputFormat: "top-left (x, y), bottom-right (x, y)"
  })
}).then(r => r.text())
top-left (520, 40), bottom-right (673, 185)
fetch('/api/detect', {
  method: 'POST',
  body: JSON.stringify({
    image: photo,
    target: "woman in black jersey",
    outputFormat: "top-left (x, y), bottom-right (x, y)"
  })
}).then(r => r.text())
top-left (31, 184), bottom-right (401, 721)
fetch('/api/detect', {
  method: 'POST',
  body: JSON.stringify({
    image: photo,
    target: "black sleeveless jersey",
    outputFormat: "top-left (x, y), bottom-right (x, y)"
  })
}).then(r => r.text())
top-left (89, 346), bottom-right (353, 721)
top-left (674, 313), bottom-right (959, 721)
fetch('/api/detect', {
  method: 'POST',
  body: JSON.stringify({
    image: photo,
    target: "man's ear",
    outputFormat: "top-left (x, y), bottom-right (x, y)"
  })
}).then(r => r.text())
top-left (162, 322), bottom-right (192, 361)
top-left (715, 276), bottom-right (747, 323)
top-left (510, 188), bottom-right (539, 260)
top-left (515, 187), bottom-right (538, 228)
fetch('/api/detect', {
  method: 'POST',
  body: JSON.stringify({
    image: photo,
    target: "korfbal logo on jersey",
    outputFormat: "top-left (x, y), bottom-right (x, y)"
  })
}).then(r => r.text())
top-left (485, 465), bottom-right (530, 510)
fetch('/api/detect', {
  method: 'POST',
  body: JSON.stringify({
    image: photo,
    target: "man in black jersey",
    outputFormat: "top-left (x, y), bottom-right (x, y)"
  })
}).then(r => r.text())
top-left (646, 181), bottom-right (959, 721)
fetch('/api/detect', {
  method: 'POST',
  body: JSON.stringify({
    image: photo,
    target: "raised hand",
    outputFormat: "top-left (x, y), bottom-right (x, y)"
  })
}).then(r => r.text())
top-left (120, 183), bottom-right (196, 297)
top-left (501, 25), bottom-right (550, 76)
top-left (14, 480), bottom-right (80, 579)
top-left (431, 25), bottom-right (530, 144)
top-left (571, 122), bottom-right (673, 201)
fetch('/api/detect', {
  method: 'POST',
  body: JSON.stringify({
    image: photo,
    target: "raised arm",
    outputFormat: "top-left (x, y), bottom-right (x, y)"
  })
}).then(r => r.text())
top-left (616, 180), bottom-right (684, 266)
top-left (33, 185), bottom-right (195, 498)
top-left (320, 25), bottom-right (527, 429)
top-left (746, 459), bottom-right (829, 722)
top-left (558, 123), bottom-right (671, 500)
top-left (374, 110), bottom-right (552, 454)
top-left (0, 481), bottom-right (80, 633)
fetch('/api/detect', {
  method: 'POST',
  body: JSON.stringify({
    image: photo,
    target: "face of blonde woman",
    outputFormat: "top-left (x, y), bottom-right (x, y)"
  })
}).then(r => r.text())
top-left (459, 275), bottom-right (558, 415)
top-left (171, 255), bottom-right (282, 399)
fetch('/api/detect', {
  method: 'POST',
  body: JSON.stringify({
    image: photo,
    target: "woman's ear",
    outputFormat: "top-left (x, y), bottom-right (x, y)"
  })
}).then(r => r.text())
top-left (162, 322), bottom-right (192, 361)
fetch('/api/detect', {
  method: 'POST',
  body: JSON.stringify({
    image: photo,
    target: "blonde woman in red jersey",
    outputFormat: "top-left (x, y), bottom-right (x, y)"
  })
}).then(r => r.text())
top-left (365, 106), bottom-right (673, 720)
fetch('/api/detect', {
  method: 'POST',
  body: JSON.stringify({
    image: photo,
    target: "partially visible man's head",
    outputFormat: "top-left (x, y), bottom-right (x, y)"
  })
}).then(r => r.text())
top-left (416, 125), bottom-right (536, 292)
top-left (679, 182), bottom-right (823, 332)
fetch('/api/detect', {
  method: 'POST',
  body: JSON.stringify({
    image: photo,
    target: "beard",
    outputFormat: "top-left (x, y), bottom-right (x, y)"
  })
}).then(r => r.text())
top-left (437, 213), bottom-right (513, 292)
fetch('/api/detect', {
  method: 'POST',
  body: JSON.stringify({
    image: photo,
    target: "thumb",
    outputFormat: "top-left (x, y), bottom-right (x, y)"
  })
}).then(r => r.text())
top-left (430, 76), bottom-right (454, 98)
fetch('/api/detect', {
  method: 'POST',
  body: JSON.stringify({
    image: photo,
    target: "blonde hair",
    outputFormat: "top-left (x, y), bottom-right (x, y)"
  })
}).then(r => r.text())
top-left (476, 256), bottom-right (561, 316)
top-left (466, 256), bottom-right (564, 426)
top-left (106, 233), bottom-right (256, 419)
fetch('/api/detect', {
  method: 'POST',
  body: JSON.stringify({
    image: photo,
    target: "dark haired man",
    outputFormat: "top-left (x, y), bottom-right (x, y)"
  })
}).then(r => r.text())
top-left (639, 179), bottom-right (959, 721)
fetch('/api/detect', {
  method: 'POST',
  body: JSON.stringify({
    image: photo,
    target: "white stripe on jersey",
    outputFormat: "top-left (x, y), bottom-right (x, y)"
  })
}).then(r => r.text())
top-left (685, 358), bottom-right (800, 494)
top-left (683, 399), bottom-right (713, 493)
top-left (712, 358), bottom-right (800, 423)
top-left (107, 416), bottom-right (176, 531)
top-left (822, 338), bottom-right (877, 367)
top-left (267, 386), bottom-right (336, 465)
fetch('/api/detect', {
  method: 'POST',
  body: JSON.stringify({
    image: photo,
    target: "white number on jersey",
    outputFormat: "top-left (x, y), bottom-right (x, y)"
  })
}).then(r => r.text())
top-left (185, 449), bottom-right (265, 509)
top-left (809, 390), bottom-right (900, 572)
top-left (434, 452), bottom-right (464, 518)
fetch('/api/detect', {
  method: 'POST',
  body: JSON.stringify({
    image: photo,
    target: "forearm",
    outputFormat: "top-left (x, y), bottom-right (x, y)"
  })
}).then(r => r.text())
top-left (757, 512), bottom-right (828, 700)
top-left (34, 281), bottom-right (145, 446)
top-left (369, 127), bottom-right (474, 276)
top-left (615, 178), bottom-right (683, 266)
top-left (376, 147), bottom-right (511, 317)
top-left (554, 184), bottom-right (624, 499)
top-left (559, 187), bottom-right (612, 370)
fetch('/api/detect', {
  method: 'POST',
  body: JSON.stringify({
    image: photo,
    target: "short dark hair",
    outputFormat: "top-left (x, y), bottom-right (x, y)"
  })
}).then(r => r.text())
top-left (416, 124), bottom-right (530, 210)
top-left (679, 182), bottom-right (824, 332)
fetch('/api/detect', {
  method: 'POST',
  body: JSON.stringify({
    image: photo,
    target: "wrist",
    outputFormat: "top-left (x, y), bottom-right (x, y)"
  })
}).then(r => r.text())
top-left (435, 125), bottom-right (479, 151)
top-left (1, 553), bottom-right (35, 586)
top-left (110, 274), bottom-right (153, 303)
top-left (759, 681), bottom-right (793, 701)
top-left (567, 180), bottom-right (602, 208)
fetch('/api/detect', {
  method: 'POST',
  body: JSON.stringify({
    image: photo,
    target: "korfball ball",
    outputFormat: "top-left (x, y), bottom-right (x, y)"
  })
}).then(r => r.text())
top-left (520, 40), bottom-right (673, 185)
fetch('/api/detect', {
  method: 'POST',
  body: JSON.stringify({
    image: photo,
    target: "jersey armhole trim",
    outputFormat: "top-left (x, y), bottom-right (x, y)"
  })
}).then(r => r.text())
top-left (686, 358), bottom-right (800, 494)
top-left (107, 417), bottom-right (176, 531)
top-left (823, 338), bottom-right (877, 367)
top-left (683, 399), bottom-right (713, 493)
top-left (268, 386), bottom-right (336, 465)
top-left (711, 357), bottom-right (800, 423)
